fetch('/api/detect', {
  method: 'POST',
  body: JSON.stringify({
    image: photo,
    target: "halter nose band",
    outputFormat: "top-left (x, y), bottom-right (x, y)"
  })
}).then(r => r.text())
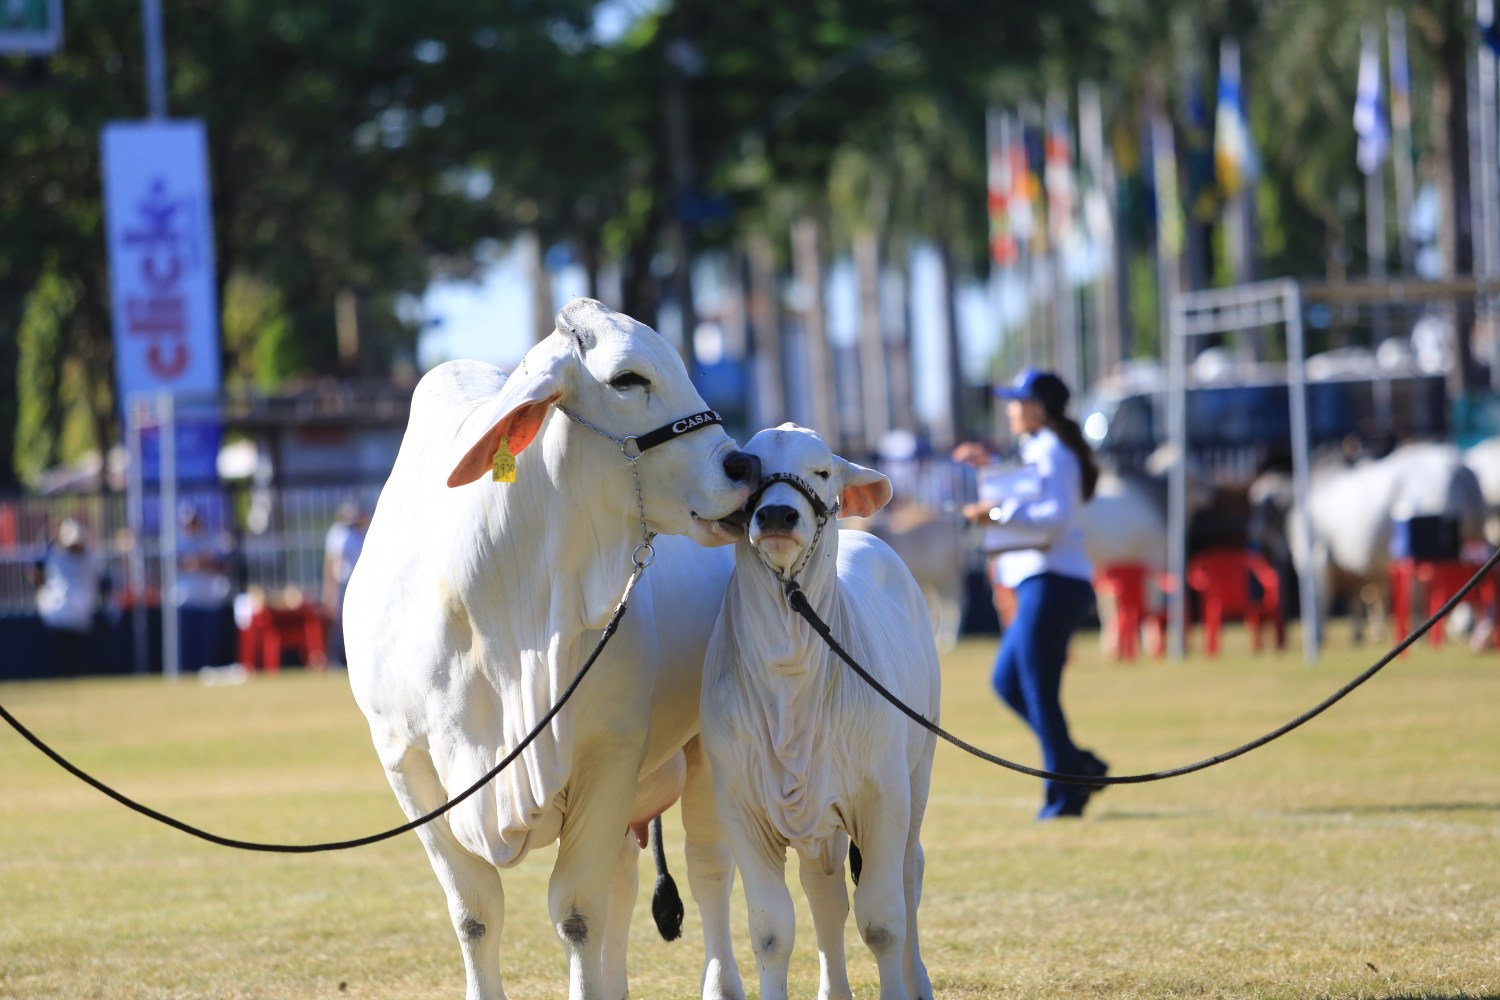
top-left (743, 472), bottom-right (836, 522)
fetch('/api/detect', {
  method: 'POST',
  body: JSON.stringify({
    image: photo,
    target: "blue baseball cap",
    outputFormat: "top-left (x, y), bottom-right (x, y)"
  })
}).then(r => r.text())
top-left (994, 368), bottom-right (1071, 414)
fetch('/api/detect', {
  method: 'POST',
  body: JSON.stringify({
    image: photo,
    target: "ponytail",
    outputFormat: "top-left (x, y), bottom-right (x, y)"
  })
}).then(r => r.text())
top-left (1045, 413), bottom-right (1099, 502)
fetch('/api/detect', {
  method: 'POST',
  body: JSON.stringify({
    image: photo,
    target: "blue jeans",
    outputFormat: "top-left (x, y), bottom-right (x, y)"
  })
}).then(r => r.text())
top-left (992, 572), bottom-right (1096, 816)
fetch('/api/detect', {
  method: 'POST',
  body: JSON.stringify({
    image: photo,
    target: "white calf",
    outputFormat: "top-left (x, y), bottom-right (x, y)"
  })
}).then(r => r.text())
top-left (344, 298), bottom-right (755, 1000)
top-left (701, 424), bottom-right (940, 1000)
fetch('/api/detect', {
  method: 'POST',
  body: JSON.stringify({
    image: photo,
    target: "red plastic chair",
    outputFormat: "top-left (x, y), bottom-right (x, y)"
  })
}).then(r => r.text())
top-left (1094, 563), bottom-right (1165, 660)
top-left (1412, 560), bottom-right (1496, 649)
top-left (1185, 547), bottom-right (1285, 656)
top-left (1388, 558), bottom-right (1416, 640)
top-left (237, 604), bottom-right (328, 674)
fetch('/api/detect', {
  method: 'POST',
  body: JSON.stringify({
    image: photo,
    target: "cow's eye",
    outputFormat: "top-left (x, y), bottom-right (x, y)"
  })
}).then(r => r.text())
top-left (813, 469), bottom-right (831, 480)
top-left (608, 372), bottom-right (651, 391)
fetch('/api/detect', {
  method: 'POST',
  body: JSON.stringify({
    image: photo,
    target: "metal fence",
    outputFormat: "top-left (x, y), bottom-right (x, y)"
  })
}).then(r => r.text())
top-left (2, 452), bottom-right (982, 623)
top-left (1, 481), bottom-right (382, 620)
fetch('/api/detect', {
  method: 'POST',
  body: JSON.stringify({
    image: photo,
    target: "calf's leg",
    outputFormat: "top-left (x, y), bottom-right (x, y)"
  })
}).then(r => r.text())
top-left (681, 736), bottom-right (746, 1000)
top-left (797, 842), bottom-right (854, 1000)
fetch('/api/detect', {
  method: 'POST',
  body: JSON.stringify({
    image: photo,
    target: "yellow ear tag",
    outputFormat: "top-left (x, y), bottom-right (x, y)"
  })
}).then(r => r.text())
top-left (491, 436), bottom-right (517, 483)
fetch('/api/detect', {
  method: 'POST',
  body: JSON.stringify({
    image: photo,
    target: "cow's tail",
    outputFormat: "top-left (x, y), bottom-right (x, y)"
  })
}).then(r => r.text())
top-left (650, 815), bottom-right (684, 941)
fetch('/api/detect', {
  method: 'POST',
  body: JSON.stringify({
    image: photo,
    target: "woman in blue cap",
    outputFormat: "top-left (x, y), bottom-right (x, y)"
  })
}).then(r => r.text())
top-left (955, 368), bottom-right (1108, 819)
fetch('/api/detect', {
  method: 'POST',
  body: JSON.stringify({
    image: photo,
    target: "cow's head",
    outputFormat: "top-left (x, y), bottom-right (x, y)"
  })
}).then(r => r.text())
top-left (739, 423), bottom-right (891, 577)
top-left (447, 297), bottom-right (758, 546)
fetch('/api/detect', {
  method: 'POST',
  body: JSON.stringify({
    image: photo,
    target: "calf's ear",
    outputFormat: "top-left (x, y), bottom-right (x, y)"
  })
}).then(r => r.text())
top-left (447, 360), bottom-right (566, 487)
top-left (835, 457), bottom-right (892, 519)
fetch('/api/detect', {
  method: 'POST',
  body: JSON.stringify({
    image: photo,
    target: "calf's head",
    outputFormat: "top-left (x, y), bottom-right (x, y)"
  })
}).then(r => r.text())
top-left (447, 298), bottom-right (757, 546)
top-left (740, 423), bottom-right (891, 577)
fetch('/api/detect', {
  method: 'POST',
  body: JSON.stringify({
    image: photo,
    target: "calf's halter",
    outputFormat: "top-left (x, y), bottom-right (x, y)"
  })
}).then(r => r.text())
top-left (742, 471), bottom-right (840, 587)
top-left (556, 404), bottom-right (724, 568)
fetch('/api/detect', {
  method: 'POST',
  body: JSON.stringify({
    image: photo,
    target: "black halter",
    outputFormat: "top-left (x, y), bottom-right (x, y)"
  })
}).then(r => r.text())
top-left (630, 409), bottom-right (723, 455)
top-left (743, 471), bottom-right (838, 521)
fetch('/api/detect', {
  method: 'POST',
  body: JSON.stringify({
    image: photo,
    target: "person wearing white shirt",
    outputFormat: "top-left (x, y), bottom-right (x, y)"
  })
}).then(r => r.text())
top-left (956, 368), bottom-right (1109, 819)
top-left (322, 500), bottom-right (369, 667)
top-left (31, 518), bottom-right (105, 677)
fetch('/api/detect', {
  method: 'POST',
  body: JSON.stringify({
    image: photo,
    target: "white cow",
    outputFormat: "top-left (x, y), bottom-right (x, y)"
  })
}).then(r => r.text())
top-left (702, 424), bottom-right (940, 1000)
top-left (1253, 442), bottom-right (1487, 642)
top-left (1462, 435), bottom-right (1500, 545)
top-left (344, 298), bottom-right (757, 1000)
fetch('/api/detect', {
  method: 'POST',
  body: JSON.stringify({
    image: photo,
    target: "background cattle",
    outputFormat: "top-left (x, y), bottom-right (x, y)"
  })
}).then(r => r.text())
top-left (1250, 442), bottom-right (1486, 643)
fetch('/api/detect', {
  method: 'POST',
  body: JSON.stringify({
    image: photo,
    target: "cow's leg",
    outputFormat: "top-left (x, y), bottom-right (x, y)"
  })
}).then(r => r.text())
top-left (549, 747), bottom-right (638, 1000)
top-left (384, 745), bottom-right (508, 1000)
top-left (601, 831), bottom-right (640, 1000)
top-left (681, 736), bottom-right (746, 1000)
top-left (726, 817), bottom-right (795, 1000)
top-left (796, 843), bottom-right (853, 1000)
top-left (901, 756), bottom-right (935, 1000)
top-left (851, 796), bottom-right (913, 1000)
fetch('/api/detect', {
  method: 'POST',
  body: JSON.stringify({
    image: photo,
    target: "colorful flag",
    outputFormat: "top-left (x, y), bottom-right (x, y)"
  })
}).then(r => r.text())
top-left (1007, 120), bottom-right (1035, 255)
top-left (1354, 25), bottom-right (1388, 176)
top-left (1214, 38), bottom-right (1257, 196)
top-left (986, 109), bottom-right (1017, 267)
top-left (1045, 97), bottom-right (1076, 248)
top-left (1152, 103), bottom-right (1184, 259)
top-left (1024, 116), bottom-right (1049, 256)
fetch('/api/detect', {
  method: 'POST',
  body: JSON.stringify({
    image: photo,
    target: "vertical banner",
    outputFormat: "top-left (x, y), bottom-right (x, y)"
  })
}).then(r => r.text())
top-left (102, 119), bottom-right (222, 483)
top-left (102, 119), bottom-right (221, 407)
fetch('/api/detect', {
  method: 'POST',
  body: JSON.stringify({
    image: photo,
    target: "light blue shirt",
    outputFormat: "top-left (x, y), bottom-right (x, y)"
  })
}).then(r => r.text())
top-left (994, 427), bottom-right (1094, 588)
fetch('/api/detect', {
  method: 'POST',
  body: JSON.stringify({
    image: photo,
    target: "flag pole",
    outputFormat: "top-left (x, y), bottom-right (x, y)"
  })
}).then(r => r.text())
top-left (1388, 8), bottom-right (1417, 274)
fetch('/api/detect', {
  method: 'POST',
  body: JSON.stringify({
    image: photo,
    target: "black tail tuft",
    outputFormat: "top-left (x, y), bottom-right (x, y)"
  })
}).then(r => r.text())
top-left (848, 841), bottom-right (862, 886)
top-left (649, 815), bottom-right (684, 941)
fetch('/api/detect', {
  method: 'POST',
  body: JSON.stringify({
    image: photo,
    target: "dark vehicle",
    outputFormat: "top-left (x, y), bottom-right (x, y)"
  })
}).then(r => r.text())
top-left (1083, 369), bottom-right (1449, 481)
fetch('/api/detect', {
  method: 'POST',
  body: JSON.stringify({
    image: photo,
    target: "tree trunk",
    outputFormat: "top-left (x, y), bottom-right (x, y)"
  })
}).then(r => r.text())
top-left (935, 239), bottom-right (965, 449)
top-left (854, 229), bottom-right (889, 456)
top-left (746, 232), bottom-right (783, 429)
top-left (1434, 41), bottom-right (1478, 395)
top-left (887, 258), bottom-right (918, 435)
top-left (792, 214), bottom-right (838, 446)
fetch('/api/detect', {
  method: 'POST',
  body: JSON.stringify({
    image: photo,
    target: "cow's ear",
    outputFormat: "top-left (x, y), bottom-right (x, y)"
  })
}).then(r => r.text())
top-left (835, 457), bottom-right (892, 519)
top-left (447, 362), bottom-right (565, 487)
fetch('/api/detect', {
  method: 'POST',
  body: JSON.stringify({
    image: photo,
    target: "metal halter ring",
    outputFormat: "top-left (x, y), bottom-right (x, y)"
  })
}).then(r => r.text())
top-left (632, 540), bottom-right (656, 569)
top-left (621, 437), bottom-right (643, 461)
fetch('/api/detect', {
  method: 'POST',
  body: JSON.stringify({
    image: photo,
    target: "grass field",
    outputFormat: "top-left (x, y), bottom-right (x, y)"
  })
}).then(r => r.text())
top-left (1, 622), bottom-right (1497, 999)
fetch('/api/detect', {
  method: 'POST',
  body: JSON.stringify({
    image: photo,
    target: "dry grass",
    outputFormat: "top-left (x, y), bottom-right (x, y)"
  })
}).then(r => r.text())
top-left (1, 621), bottom-right (1497, 999)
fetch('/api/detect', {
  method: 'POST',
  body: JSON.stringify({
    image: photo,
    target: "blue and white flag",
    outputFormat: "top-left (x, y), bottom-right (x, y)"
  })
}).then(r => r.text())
top-left (1354, 26), bottom-right (1388, 176)
top-left (1214, 38), bottom-right (1258, 196)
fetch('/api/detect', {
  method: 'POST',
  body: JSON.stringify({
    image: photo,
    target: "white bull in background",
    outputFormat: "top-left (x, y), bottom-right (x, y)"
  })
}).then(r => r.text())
top-left (1251, 442), bottom-right (1486, 643)
top-left (843, 504), bottom-right (967, 652)
top-left (1462, 435), bottom-right (1500, 545)
top-left (344, 298), bottom-right (758, 1000)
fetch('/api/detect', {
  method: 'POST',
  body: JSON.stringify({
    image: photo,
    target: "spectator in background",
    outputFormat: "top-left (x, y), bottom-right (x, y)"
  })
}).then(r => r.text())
top-left (176, 501), bottom-right (234, 672)
top-left (31, 518), bottom-right (107, 677)
top-left (323, 499), bottom-right (369, 667)
top-left (954, 369), bottom-right (1108, 820)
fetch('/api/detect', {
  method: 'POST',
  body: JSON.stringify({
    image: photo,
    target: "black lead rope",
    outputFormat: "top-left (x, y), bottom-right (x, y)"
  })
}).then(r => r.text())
top-left (3, 547), bottom-right (1497, 848)
top-left (784, 542), bottom-right (1500, 787)
top-left (0, 577), bottom-right (642, 853)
